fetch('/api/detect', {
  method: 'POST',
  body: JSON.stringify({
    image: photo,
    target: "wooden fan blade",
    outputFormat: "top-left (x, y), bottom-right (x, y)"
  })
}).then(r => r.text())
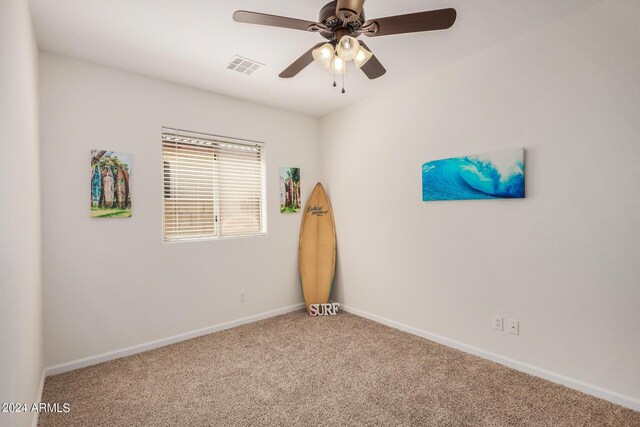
top-left (364, 8), bottom-right (456, 37)
top-left (279, 44), bottom-right (324, 78)
top-left (358, 41), bottom-right (386, 79)
top-left (233, 10), bottom-right (317, 32)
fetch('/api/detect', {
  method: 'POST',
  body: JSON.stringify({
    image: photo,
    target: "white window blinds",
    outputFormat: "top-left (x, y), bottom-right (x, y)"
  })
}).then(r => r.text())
top-left (162, 128), bottom-right (266, 242)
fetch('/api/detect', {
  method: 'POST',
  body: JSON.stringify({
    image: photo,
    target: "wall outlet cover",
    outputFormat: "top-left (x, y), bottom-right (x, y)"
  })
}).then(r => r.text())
top-left (508, 319), bottom-right (519, 335)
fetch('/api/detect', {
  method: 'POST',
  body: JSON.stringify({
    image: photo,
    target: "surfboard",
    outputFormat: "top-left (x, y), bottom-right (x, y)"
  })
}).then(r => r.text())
top-left (103, 167), bottom-right (115, 207)
top-left (116, 165), bottom-right (126, 208)
top-left (91, 165), bottom-right (102, 207)
top-left (299, 182), bottom-right (336, 312)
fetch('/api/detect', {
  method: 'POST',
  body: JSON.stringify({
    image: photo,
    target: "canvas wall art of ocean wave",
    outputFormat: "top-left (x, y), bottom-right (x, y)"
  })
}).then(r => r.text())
top-left (422, 148), bottom-right (525, 201)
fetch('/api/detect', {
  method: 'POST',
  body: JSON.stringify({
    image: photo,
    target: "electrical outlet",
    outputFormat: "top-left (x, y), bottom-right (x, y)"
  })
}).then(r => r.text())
top-left (493, 315), bottom-right (504, 331)
top-left (508, 319), bottom-right (519, 335)
top-left (240, 292), bottom-right (246, 302)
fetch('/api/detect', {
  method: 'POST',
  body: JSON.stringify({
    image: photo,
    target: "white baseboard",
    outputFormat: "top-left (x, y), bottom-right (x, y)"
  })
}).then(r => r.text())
top-left (32, 370), bottom-right (45, 427)
top-left (45, 303), bottom-right (305, 377)
top-left (340, 304), bottom-right (640, 412)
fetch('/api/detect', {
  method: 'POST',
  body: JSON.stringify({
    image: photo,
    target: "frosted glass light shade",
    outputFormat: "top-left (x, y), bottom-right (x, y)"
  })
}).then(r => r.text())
top-left (336, 36), bottom-right (360, 61)
top-left (353, 46), bottom-right (373, 69)
top-left (312, 43), bottom-right (335, 69)
top-left (330, 56), bottom-right (348, 75)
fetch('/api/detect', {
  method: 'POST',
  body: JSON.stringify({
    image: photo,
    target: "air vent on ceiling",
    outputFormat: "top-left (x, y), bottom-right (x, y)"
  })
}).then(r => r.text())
top-left (226, 56), bottom-right (264, 75)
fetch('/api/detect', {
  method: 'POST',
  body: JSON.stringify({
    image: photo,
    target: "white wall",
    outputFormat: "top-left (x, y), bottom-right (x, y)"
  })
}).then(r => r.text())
top-left (0, 1), bottom-right (43, 426)
top-left (40, 53), bottom-right (320, 367)
top-left (321, 0), bottom-right (640, 406)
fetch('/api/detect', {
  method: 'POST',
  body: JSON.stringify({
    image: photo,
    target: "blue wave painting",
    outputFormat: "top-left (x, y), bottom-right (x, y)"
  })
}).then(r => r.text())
top-left (422, 148), bottom-right (525, 201)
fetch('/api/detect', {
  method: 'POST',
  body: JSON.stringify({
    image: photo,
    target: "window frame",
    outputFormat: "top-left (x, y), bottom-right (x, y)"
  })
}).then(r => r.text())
top-left (161, 127), bottom-right (267, 243)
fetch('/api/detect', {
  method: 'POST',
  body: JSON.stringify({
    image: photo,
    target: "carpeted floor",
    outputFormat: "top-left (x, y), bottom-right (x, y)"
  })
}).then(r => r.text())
top-left (40, 311), bottom-right (639, 426)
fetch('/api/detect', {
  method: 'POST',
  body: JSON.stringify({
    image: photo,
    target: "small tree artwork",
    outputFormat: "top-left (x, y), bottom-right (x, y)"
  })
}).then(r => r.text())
top-left (91, 150), bottom-right (132, 218)
top-left (279, 167), bottom-right (301, 213)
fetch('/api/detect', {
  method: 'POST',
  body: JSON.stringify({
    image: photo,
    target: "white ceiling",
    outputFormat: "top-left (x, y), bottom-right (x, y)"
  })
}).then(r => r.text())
top-left (29, 0), bottom-right (602, 117)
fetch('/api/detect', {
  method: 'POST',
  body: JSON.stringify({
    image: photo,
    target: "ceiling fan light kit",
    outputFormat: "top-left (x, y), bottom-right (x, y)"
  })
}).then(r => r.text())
top-left (353, 45), bottom-right (373, 69)
top-left (336, 35), bottom-right (360, 61)
top-left (312, 43), bottom-right (335, 69)
top-left (330, 56), bottom-right (347, 75)
top-left (233, 1), bottom-right (457, 91)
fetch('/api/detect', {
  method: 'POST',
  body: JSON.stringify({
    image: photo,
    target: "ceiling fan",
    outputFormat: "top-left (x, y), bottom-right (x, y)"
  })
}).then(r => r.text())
top-left (233, 0), bottom-right (457, 82)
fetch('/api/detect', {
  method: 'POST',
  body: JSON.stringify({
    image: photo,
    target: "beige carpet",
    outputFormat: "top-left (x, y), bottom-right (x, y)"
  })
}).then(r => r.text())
top-left (40, 311), bottom-right (639, 426)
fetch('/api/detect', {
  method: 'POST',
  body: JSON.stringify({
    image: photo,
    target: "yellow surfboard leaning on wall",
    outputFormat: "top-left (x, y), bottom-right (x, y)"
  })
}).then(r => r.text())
top-left (299, 182), bottom-right (336, 312)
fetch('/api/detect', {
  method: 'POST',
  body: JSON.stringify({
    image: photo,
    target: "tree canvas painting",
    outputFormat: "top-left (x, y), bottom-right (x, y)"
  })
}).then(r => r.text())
top-left (279, 167), bottom-right (301, 213)
top-left (422, 148), bottom-right (525, 201)
top-left (91, 150), bottom-right (132, 218)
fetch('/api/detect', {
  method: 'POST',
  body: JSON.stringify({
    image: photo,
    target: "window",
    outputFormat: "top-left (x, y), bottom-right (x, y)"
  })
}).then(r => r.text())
top-left (162, 128), bottom-right (266, 242)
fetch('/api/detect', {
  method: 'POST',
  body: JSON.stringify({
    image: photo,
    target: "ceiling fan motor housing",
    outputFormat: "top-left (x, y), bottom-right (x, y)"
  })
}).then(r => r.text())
top-left (319, 1), bottom-right (366, 40)
top-left (336, 0), bottom-right (365, 23)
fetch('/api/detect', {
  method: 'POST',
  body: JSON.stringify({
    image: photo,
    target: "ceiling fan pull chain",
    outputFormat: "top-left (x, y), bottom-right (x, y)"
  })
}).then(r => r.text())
top-left (333, 55), bottom-right (337, 87)
top-left (341, 70), bottom-right (345, 94)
